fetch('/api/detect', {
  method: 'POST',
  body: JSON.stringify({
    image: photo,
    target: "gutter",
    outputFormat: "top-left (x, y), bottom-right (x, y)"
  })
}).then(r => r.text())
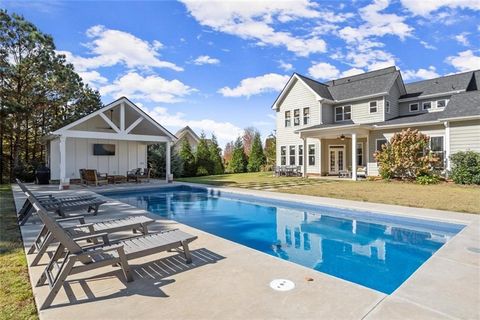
top-left (319, 92), bottom-right (388, 105)
top-left (398, 90), bottom-right (465, 102)
top-left (295, 123), bottom-right (372, 134)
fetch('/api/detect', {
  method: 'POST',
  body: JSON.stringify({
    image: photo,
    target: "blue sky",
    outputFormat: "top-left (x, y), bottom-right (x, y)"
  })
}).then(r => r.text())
top-left (1, 0), bottom-right (479, 146)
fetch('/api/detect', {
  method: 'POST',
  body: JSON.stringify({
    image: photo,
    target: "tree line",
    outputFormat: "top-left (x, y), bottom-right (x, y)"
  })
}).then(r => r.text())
top-left (0, 10), bottom-right (103, 183)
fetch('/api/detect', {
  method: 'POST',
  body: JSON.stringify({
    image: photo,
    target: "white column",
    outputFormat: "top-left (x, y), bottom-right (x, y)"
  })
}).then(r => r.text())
top-left (303, 137), bottom-right (307, 177)
top-left (318, 138), bottom-right (322, 175)
top-left (351, 133), bottom-right (357, 180)
top-left (120, 103), bottom-right (125, 132)
top-left (165, 141), bottom-right (171, 183)
top-left (59, 136), bottom-right (67, 190)
top-left (444, 121), bottom-right (451, 173)
top-left (366, 134), bottom-right (370, 176)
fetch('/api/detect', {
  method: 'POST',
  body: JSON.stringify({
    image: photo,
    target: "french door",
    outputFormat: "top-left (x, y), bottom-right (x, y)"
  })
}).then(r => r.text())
top-left (329, 146), bottom-right (345, 174)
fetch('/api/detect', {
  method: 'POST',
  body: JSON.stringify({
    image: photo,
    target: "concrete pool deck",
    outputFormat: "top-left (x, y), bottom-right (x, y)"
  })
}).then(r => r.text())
top-left (12, 182), bottom-right (480, 320)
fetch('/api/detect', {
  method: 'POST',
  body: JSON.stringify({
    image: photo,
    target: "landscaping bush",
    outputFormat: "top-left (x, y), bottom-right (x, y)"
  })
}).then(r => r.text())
top-left (374, 128), bottom-right (439, 180)
top-left (416, 173), bottom-right (440, 185)
top-left (196, 166), bottom-right (209, 176)
top-left (450, 151), bottom-right (480, 185)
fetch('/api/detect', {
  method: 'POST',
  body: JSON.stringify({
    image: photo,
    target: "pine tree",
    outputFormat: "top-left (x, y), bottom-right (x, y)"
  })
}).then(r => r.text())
top-left (229, 137), bottom-right (248, 173)
top-left (195, 132), bottom-right (213, 175)
top-left (179, 137), bottom-right (195, 177)
top-left (264, 134), bottom-right (276, 169)
top-left (209, 134), bottom-right (224, 175)
top-left (247, 133), bottom-right (266, 172)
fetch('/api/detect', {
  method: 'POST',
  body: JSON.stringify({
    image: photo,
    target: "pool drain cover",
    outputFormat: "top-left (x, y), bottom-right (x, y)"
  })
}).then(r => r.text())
top-left (270, 279), bottom-right (295, 292)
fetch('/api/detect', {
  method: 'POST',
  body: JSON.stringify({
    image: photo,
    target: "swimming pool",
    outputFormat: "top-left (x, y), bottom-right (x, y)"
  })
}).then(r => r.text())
top-left (102, 185), bottom-right (465, 294)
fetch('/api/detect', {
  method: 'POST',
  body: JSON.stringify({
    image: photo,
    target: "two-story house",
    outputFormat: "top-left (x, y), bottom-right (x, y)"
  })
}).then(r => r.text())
top-left (173, 126), bottom-right (200, 153)
top-left (273, 66), bottom-right (480, 179)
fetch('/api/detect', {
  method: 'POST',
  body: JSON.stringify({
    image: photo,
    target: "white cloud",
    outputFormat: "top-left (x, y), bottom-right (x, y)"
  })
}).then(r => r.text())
top-left (454, 32), bottom-right (470, 46)
top-left (100, 72), bottom-right (195, 103)
top-left (218, 73), bottom-right (289, 97)
top-left (308, 62), bottom-right (364, 80)
top-left (420, 40), bottom-right (437, 50)
top-left (147, 106), bottom-right (242, 146)
top-left (57, 25), bottom-right (182, 72)
top-left (445, 50), bottom-right (480, 72)
top-left (339, 0), bottom-right (414, 43)
top-left (193, 55), bottom-right (220, 65)
top-left (180, 0), bottom-right (327, 56)
top-left (400, 0), bottom-right (480, 16)
top-left (402, 66), bottom-right (440, 81)
top-left (78, 70), bottom-right (108, 87)
top-left (278, 60), bottom-right (293, 72)
top-left (345, 47), bottom-right (396, 71)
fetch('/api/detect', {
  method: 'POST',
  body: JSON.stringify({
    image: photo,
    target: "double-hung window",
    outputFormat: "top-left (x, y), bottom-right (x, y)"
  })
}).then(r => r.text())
top-left (285, 111), bottom-right (291, 127)
top-left (303, 108), bottom-right (310, 125)
top-left (356, 142), bottom-right (363, 165)
top-left (376, 138), bottom-right (388, 152)
top-left (280, 146), bottom-right (286, 165)
top-left (298, 145), bottom-right (303, 166)
top-left (289, 146), bottom-right (296, 165)
top-left (430, 136), bottom-right (445, 168)
top-left (308, 144), bottom-right (315, 166)
top-left (293, 109), bottom-right (300, 126)
top-left (335, 106), bottom-right (351, 122)
top-left (385, 100), bottom-right (390, 113)
top-left (369, 101), bottom-right (378, 113)
top-left (409, 103), bottom-right (419, 112)
top-left (423, 101), bottom-right (432, 110)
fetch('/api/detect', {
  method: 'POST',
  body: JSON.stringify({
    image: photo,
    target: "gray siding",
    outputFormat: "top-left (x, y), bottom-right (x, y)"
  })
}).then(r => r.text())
top-left (276, 78), bottom-right (321, 173)
top-left (450, 119), bottom-right (480, 154)
top-left (321, 102), bottom-right (334, 124)
top-left (385, 80), bottom-right (401, 120)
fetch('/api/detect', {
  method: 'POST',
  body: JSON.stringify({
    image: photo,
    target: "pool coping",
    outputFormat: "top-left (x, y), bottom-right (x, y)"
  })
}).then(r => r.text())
top-left (13, 182), bottom-right (480, 319)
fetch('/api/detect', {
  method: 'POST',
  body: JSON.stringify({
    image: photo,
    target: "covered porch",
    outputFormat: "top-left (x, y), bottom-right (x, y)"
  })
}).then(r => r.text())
top-left (44, 97), bottom-right (177, 188)
top-left (298, 125), bottom-right (372, 180)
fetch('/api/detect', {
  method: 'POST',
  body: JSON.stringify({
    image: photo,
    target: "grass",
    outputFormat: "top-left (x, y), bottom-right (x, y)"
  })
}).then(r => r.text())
top-left (0, 185), bottom-right (38, 320)
top-left (178, 172), bottom-right (480, 214)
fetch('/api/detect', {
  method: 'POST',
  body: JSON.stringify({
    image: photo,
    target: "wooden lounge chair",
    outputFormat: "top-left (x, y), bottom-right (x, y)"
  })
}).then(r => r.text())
top-left (28, 214), bottom-right (155, 266)
top-left (127, 168), bottom-right (151, 183)
top-left (29, 195), bottom-right (197, 310)
top-left (83, 169), bottom-right (108, 186)
top-left (17, 181), bottom-right (106, 225)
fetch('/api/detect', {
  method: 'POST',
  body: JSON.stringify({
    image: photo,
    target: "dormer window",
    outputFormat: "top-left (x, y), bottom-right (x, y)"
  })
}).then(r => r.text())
top-left (409, 103), bottom-right (419, 112)
top-left (369, 101), bottom-right (378, 113)
top-left (335, 106), bottom-right (351, 122)
top-left (293, 109), bottom-right (300, 126)
top-left (285, 111), bottom-right (291, 127)
top-left (423, 101), bottom-right (432, 110)
top-left (437, 100), bottom-right (447, 108)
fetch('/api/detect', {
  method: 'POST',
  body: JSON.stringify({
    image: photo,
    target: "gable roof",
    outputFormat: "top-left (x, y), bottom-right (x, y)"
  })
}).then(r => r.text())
top-left (295, 74), bottom-right (333, 100)
top-left (175, 126), bottom-right (200, 144)
top-left (401, 70), bottom-right (477, 99)
top-left (52, 96), bottom-right (177, 141)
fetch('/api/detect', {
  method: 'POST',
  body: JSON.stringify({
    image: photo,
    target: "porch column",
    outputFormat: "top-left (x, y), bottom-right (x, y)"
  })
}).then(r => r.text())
top-left (302, 137), bottom-right (307, 177)
top-left (351, 133), bottom-right (357, 180)
top-left (444, 121), bottom-right (451, 173)
top-left (366, 134), bottom-right (370, 176)
top-left (165, 141), bottom-right (171, 183)
top-left (59, 136), bottom-right (67, 190)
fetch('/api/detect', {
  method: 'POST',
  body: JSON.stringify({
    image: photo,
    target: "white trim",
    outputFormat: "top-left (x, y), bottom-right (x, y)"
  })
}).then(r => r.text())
top-left (409, 102), bottom-right (419, 112)
top-left (356, 142), bottom-right (364, 166)
top-left (351, 133), bottom-right (357, 180)
top-left (289, 145), bottom-right (296, 165)
top-left (308, 143), bottom-right (316, 166)
top-left (398, 90), bottom-right (465, 102)
top-left (334, 105), bottom-right (351, 122)
top-left (375, 138), bottom-right (388, 152)
top-left (328, 145), bottom-right (346, 175)
top-left (439, 115), bottom-right (480, 122)
top-left (297, 143), bottom-right (304, 168)
top-left (436, 99), bottom-right (448, 109)
top-left (422, 101), bottom-right (432, 111)
top-left (120, 102), bottom-right (125, 131)
top-left (272, 74), bottom-right (322, 110)
top-left (372, 121), bottom-right (440, 130)
top-left (59, 130), bottom-right (171, 142)
top-left (369, 101), bottom-right (378, 113)
top-left (444, 121), bottom-right (451, 171)
top-left (99, 112), bottom-right (120, 133)
top-left (125, 117), bottom-right (144, 134)
top-left (321, 92), bottom-right (388, 104)
top-left (385, 100), bottom-right (391, 114)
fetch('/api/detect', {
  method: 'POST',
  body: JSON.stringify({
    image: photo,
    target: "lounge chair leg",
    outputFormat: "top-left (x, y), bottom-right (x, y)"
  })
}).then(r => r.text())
top-left (181, 241), bottom-right (192, 264)
top-left (31, 233), bottom-right (54, 267)
top-left (37, 244), bottom-right (65, 287)
top-left (19, 207), bottom-right (34, 226)
top-left (92, 205), bottom-right (99, 215)
top-left (117, 247), bottom-right (133, 282)
top-left (28, 225), bottom-right (49, 254)
top-left (40, 258), bottom-right (76, 310)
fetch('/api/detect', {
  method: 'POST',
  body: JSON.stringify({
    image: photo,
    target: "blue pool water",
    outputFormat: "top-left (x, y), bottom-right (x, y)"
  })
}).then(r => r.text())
top-left (102, 186), bottom-right (464, 294)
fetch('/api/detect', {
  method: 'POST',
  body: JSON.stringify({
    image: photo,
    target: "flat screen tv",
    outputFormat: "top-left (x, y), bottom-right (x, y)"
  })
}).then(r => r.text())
top-left (93, 144), bottom-right (115, 156)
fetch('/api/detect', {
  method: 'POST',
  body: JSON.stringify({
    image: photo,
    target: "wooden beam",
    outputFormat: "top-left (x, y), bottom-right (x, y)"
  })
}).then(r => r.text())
top-left (60, 130), bottom-right (172, 142)
top-left (99, 113), bottom-right (120, 133)
top-left (120, 103), bottom-right (125, 132)
top-left (125, 117), bottom-right (144, 134)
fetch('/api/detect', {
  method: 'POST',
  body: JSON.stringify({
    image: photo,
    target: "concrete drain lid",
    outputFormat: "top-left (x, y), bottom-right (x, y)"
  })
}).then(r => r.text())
top-left (270, 279), bottom-right (295, 292)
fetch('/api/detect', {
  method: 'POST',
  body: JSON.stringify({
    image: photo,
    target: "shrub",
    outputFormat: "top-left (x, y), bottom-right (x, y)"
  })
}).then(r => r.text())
top-left (374, 128), bottom-right (439, 180)
top-left (196, 166), bottom-right (209, 176)
top-left (416, 173), bottom-right (440, 185)
top-left (450, 151), bottom-right (480, 185)
top-left (247, 133), bottom-right (266, 172)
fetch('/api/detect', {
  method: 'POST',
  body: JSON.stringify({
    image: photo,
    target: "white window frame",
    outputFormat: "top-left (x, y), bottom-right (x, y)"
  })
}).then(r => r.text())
top-left (356, 142), bottom-right (364, 166)
top-left (280, 146), bottom-right (287, 165)
top-left (293, 109), bottom-right (300, 126)
top-left (375, 138), bottom-right (388, 152)
top-left (298, 144), bottom-right (303, 166)
top-left (335, 105), bottom-right (351, 122)
top-left (284, 111), bottom-right (291, 127)
top-left (308, 144), bottom-right (315, 166)
top-left (429, 135), bottom-right (445, 168)
top-left (422, 101), bottom-right (432, 110)
top-left (289, 145), bottom-right (296, 165)
top-left (436, 99), bottom-right (447, 109)
top-left (303, 107), bottom-right (310, 125)
top-left (409, 103), bottom-right (419, 112)
top-left (369, 101), bottom-right (378, 113)
top-left (328, 145), bottom-right (346, 174)
top-left (385, 100), bottom-right (390, 114)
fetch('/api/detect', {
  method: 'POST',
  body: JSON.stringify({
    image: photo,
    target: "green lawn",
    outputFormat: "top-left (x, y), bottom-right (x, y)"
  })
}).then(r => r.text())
top-left (178, 172), bottom-right (480, 214)
top-left (0, 185), bottom-right (38, 320)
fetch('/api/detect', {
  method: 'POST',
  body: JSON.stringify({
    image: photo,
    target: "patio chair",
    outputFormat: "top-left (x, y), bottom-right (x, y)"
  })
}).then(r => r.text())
top-left (28, 214), bottom-right (155, 266)
top-left (357, 166), bottom-right (367, 178)
top-left (29, 195), bottom-right (197, 310)
top-left (127, 168), bottom-right (151, 183)
top-left (126, 168), bottom-right (141, 182)
top-left (83, 169), bottom-right (108, 186)
top-left (17, 181), bottom-right (106, 225)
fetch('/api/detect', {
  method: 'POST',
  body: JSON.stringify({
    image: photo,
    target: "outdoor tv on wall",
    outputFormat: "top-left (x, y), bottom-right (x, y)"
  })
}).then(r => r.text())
top-left (93, 144), bottom-right (115, 156)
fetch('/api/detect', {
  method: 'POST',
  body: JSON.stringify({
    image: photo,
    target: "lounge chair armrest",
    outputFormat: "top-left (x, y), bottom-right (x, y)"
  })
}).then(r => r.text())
top-left (57, 216), bottom-right (86, 224)
top-left (75, 244), bottom-right (125, 258)
top-left (73, 232), bottom-right (110, 245)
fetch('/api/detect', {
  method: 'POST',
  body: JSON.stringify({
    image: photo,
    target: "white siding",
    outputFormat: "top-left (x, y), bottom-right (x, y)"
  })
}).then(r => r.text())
top-left (450, 119), bottom-right (480, 154)
top-left (276, 79), bottom-right (321, 173)
top-left (50, 137), bottom-right (149, 180)
top-left (332, 98), bottom-right (385, 124)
